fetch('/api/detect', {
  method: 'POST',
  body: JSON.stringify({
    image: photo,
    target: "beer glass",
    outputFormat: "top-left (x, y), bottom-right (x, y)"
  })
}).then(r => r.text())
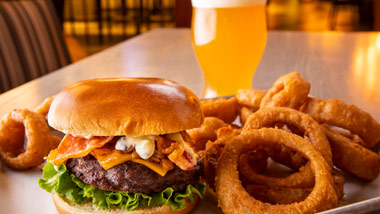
top-left (191, 0), bottom-right (267, 98)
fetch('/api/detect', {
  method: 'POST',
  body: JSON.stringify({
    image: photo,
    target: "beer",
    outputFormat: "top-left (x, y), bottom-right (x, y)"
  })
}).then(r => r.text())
top-left (192, 0), bottom-right (267, 97)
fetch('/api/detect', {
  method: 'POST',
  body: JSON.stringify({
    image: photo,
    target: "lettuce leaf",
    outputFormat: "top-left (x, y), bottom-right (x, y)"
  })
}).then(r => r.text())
top-left (38, 162), bottom-right (206, 211)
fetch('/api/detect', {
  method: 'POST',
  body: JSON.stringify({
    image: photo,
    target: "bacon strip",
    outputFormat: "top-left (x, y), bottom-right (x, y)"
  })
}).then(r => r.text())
top-left (46, 134), bottom-right (113, 165)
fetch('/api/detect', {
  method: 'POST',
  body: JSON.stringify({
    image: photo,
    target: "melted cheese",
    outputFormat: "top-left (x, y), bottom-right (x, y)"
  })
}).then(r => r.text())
top-left (49, 133), bottom-right (187, 176)
top-left (91, 148), bottom-right (132, 170)
top-left (91, 148), bottom-right (168, 176)
top-left (131, 159), bottom-right (167, 176)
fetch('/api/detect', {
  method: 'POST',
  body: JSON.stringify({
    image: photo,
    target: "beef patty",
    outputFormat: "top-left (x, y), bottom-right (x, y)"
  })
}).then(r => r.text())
top-left (66, 155), bottom-right (202, 194)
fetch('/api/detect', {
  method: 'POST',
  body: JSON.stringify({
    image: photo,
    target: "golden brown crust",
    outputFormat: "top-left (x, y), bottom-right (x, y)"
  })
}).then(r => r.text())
top-left (0, 109), bottom-right (60, 169)
top-left (48, 78), bottom-right (204, 137)
top-left (186, 117), bottom-right (228, 151)
top-left (52, 194), bottom-right (199, 214)
top-left (34, 96), bottom-right (55, 117)
top-left (322, 124), bottom-right (380, 181)
top-left (239, 106), bottom-right (254, 126)
top-left (200, 97), bottom-right (239, 124)
top-left (301, 97), bottom-right (380, 148)
top-left (236, 88), bottom-right (265, 110)
top-left (260, 72), bottom-right (310, 110)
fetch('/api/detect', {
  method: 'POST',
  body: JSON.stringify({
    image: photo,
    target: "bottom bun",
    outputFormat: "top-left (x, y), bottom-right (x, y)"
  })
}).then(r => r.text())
top-left (52, 194), bottom-right (199, 214)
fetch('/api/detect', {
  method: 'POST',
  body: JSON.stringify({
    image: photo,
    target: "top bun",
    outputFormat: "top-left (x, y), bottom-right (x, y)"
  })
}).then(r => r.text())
top-left (48, 78), bottom-right (204, 137)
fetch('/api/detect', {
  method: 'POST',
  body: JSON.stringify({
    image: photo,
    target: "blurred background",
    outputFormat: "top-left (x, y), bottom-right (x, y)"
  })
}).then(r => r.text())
top-left (60, 0), bottom-right (380, 55)
top-left (1, 0), bottom-right (379, 94)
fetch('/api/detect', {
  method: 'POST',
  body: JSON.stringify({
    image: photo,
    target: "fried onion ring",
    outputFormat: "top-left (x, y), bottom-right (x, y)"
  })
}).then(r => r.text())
top-left (322, 124), bottom-right (380, 181)
top-left (34, 96), bottom-right (54, 117)
top-left (260, 72), bottom-right (310, 109)
top-left (244, 107), bottom-right (332, 165)
top-left (203, 127), bottom-right (241, 189)
top-left (201, 97), bottom-right (239, 123)
top-left (245, 184), bottom-right (311, 205)
top-left (301, 97), bottom-right (380, 148)
top-left (0, 109), bottom-right (61, 169)
top-left (244, 169), bottom-right (345, 205)
top-left (238, 149), bottom-right (268, 175)
top-left (265, 142), bottom-right (307, 171)
top-left (186, 117), bottom-right (228, 151)
top-left (236, 89), bottom-right (265, 110)
top-left (239, 106), bottom-right (254, 126)
top-left (241, 107), bottom-right (332, 188)
top-left (216, 128), bottom-right (338, 214)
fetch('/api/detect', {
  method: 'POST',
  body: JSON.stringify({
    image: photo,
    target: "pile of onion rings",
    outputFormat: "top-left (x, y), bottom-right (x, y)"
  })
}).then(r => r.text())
top-left (233, 72), bottom-right (380, 182)
top-left (241, 107), bottom-right (333, 188)
top-left (216, 128), bottom-right (337, 214)
top-left (0, 97), bottom-right (60, 169)
top-left (191, 72), bottom-right (380, 213)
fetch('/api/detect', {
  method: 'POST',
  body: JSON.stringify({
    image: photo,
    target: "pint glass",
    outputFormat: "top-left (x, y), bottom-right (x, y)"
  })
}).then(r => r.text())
top-left (191, 0), bottom-right (267, 98)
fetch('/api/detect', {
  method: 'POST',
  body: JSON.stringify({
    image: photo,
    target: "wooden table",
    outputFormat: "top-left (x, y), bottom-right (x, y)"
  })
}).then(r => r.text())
top-left (1, 29), bottom-right (380, 213)
top-left (1, 29), bottom-right (380, 119)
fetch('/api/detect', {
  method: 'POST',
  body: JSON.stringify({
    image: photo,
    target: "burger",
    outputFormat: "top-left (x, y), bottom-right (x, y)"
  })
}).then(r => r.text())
top-left (38, 78), bottom-right (205, 214)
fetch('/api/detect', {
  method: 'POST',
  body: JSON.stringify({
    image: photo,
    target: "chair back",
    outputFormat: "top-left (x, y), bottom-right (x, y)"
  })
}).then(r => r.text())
top-left (0, 0), bottom-right (71, 93)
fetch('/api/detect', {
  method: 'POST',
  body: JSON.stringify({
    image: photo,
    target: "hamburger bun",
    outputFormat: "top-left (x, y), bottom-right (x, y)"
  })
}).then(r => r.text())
top-left (52, 194), bottom-right (200, 214)
top-left (48, 78), bottom-right (204, 137)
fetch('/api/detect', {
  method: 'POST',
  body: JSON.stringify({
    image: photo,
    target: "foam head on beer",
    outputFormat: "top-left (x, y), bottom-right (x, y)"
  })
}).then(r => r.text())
top-left (192, 0), bottom-right (266, 8)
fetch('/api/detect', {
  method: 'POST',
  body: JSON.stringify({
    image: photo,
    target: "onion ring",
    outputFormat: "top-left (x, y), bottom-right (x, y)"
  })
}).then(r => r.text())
top-left (331, 169), bottom-right (345, 201)
top-left (0, 109), bottom-right (61, 169)
top-left (260, 72), bottom-right (310, 109)
top-left (322, 124), bottom-right (380, 181)
top-left (245, 184), bottom-right (311, 205)
top-left (34, 96), bottom-right (54, 117)
top-left (186, 117), bottom-right (228, 151)
top-left (203, 127), bottom-right (241, 189)
top-left (300, 97), bottom-right (380, 148)
top-left (265, 142), bottom-right (307, 171)
top-left (236, 89), bottom-right (265, 110)
top-left (216, 128), bottom-right (337, 214)
top-left (242, 107), bottom-right (332, 188)
top-left (244, 169), bottom-right (344, 205)
top-left (239, 106), bottom-right (254, 126)
top-left (328, 126), bottom-right (364, 145)
top-left (238, 149), bottom-right (268, 175)
top-left (243, 107), bottom-right (332, 164)
top-left (201, 97), bottom-right (239, 123)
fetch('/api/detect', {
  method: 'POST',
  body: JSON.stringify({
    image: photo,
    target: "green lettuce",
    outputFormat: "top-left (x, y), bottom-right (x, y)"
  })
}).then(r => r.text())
top-left (38, 162), bottom-right (206, 211)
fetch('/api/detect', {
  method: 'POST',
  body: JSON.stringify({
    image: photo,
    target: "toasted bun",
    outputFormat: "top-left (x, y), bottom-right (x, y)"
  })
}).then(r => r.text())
top-left (52, 194), bottom-right (199, 214)
top-left (48, 78), bottom-right (204, 137)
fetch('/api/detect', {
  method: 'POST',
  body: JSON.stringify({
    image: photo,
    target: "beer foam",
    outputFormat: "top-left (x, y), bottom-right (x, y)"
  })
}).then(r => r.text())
top-left (192, 0), bottom-right (266, 8)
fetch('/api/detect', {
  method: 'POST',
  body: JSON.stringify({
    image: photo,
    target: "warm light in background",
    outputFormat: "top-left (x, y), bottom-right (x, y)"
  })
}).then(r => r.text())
top-left (352, 34), bottom-right (380, 99)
